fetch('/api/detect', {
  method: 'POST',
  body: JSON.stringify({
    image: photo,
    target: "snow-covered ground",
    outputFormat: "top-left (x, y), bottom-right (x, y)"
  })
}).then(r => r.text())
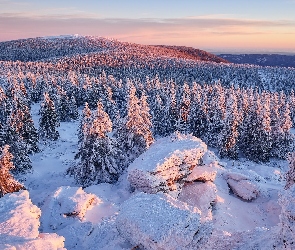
top-left (0, 103), bottom-right (291, 249)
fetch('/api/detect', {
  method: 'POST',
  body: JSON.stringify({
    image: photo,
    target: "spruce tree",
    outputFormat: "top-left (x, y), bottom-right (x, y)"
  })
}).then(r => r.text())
top-left (176, 83), bottom-right (190, 134)
top-left (39, 92), bottom-right (60, 141)
top-left (218, 90), bottom-right (239, 159)
top-left (0, 145), bottom-right (24, 197)
top-left (188, 83), bottom-right (208, 138)
top-left (9, 103), bottom-right (39, 154)
top-left (115, 85), bottom-right (154, 165)
top-left (285, 152), bottom-right (295, 189)
top-left (71, 101), bottom-right (122, 186)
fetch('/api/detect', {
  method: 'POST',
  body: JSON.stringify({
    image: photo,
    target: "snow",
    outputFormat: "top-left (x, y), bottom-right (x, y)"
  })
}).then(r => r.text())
top-left (116, 192), bottom-right (212, 250)
top-left (186, 165), bottom-right (219, 182)
top-left (0, 190), bottom-right (65, 250)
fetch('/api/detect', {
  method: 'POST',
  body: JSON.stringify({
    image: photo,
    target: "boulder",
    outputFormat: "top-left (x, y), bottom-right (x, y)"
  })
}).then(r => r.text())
top-left (128, 133), bottom-right (210, 196)
top-left (224, 173), bottom-right (259, 201)
top-left (178, 182), bottom-right (217, 219)
top-left (0, 190), bottom-right (65, 250)
top-left (42, 186), bottom-right (98, 231)
top-left (116, 192), bottom-right (212, 250)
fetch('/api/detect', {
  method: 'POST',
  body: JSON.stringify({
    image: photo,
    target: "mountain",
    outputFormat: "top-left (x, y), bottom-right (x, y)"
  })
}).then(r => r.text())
top-left (0, 35), bottom-right (228, 64)
top-left (217, 54), bottom-right (295, 68)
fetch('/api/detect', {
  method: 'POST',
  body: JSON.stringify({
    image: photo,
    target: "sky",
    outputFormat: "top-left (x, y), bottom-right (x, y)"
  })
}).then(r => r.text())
top-left (0, 0), bottom-right (295, 53)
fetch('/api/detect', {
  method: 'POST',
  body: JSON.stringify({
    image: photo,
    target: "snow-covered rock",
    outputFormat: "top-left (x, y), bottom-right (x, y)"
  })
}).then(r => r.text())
top-left (186, 165), bottom-right (218, 182)
top-left (128, 133), bottom-right (212, 196)
top-left (42, 186), bottom-right (98, 231)
top-left (0, 190), bottom-right (65, 250)
top-left (116, 192), bottom-right (212, 250)
top-left (224, 172), bottom-right (259, 200)
top-left (178, 182), bottom-right (217, 219)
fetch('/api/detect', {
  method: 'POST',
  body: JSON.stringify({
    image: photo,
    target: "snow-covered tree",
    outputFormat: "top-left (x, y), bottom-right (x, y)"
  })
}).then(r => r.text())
top-left (218, 90), bottom-right (239, 159)
top-left (9, 103), bottom-right (39, 154)
top-left (71, 101), bottom-right (122, 186)
top-left (240, 93), bottom-right (272, 162)
top-left (176, 83), bottom-right (190, 134)
top-left (285, 152), bottom-right (295, 189)
top-left (277, 183), bottom-right (295, 249)
top-left (188, 83), bottom-right (208, 138)
top-left (115, 85), bottom-right (154, 165)
top-left (0, 145), bottom-right (24, 197)
top-left (39, 92), bottom-right (60, 140)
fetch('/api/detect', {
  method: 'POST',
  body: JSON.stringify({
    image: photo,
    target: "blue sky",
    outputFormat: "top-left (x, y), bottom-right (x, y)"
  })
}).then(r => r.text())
top-left (1, 0), bottom-right (295, 52)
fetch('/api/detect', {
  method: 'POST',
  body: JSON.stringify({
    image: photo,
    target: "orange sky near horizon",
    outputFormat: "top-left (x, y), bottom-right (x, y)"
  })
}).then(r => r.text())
top-left (1, 0), bottom-right (295, 53)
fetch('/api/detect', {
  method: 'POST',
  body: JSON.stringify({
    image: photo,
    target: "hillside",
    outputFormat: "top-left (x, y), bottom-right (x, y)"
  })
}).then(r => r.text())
top-left (0, 35), bottom-right (227, 64)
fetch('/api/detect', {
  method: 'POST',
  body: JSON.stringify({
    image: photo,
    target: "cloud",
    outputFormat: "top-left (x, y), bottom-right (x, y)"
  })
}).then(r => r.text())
top-left (0, 14), bottom-right (294, 51)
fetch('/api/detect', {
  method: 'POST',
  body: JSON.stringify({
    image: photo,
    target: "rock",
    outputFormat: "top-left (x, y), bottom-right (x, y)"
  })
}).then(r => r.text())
top-left (186, 166), bottom-right (218, 182)
top-left (225, 175), bottom-right (259, 200)
top-left (116, 192), bottom-right (211, 250)
top-left (128, 133), bottom-right (212, 196)
top-left (42, 186), bottom-right (98, 231)
top-left (0, 190), bottom-right (65, 250)
top-left (178, 182), bottom-right (217, 219)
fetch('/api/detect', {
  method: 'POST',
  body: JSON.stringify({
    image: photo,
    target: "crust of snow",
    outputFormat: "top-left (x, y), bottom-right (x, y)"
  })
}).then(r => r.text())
top-left (178, 182), bottom-right (217, 220)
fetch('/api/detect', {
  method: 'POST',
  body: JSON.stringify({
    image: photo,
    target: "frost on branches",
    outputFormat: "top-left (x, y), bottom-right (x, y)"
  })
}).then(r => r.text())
top-left (0, 145), bottom-right (24, 198)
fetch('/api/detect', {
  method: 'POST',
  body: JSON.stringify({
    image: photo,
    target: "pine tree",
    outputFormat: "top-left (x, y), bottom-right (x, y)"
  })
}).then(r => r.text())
top-left (77, 102), bottom-right (92, 149)
top-left (39, 92), bottom-right (60, 140)
top-left (0, 145), bottom-right (24, 197)
top-left (151, 94), bottom-right (166, 136)
top-left (71, 101), bottom-right (122, 186)
top-left (240, 93), bottom-right (272, 162)
top-left (205, 84), bottom-right (226, 147)
top-left (278, 104), bottom-right (294, 159)
top-left (57, 89), bottom-right (72, 122)
top-left (139, 92), bottom-right (154, 147)
top-left (68, 95), bottom-right (79, 120)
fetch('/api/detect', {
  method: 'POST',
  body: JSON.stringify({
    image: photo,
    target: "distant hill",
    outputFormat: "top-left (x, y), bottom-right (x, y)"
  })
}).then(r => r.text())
top-left (0, 36), bottom-right (227, 64)
top-left (155, 45), bottom-right (228, 64)
top-left (217, 54), bottom-right (295, 68)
